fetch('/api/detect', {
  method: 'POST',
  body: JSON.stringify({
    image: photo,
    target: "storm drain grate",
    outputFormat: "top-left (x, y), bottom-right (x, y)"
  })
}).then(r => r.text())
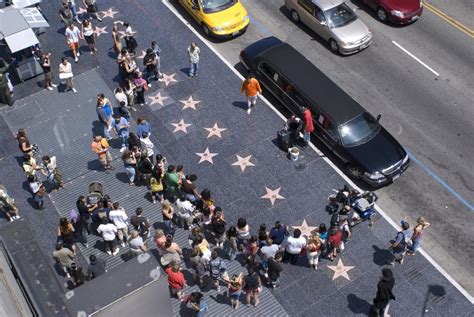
top-left (405, 268), bottom-right (423, 282)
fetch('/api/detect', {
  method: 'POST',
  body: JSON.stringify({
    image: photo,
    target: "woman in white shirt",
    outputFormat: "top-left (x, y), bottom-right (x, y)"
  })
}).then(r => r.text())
top-left (59, 57), bottom-right (76, 92)
top-left (81, 19), bottom-right (97, 54)
top-left (236, 218), bottom-right (251, 251)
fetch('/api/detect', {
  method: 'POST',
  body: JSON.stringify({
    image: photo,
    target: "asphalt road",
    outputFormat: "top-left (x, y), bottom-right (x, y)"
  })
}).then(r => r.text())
top-left (167, 0), bottom-right (474, 295)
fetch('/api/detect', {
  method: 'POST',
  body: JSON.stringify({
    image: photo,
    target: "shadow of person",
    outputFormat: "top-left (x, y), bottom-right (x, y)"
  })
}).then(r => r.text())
top-left (347, 293), bottom-right (371, 315)
top-left (372, 245), bottom-right (392, 266)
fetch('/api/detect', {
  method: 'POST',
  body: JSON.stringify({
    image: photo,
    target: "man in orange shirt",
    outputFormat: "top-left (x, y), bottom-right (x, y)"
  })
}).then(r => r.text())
top-left (91, 135), bottom-right (114, 171)
top-left (240, 74), bottom-right (262, 115)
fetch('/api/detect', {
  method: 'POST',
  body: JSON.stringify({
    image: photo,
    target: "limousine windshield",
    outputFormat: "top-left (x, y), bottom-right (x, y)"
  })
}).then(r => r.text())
top-left (339, 112), bottom-right (380, 147)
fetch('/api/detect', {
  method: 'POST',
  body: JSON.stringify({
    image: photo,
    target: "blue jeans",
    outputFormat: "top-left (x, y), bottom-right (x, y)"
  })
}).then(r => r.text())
top-left (410, 238), bottom-right (421, 253)
top-left (124, 166), bottom-right (136, 183)
top-left (189, 62), bottom-right (198, 77)
top-left (163, 219), bottom-right (175, 236)
top-left (303, 131), bottom-right (310, 144)
top-left (103, 123), bottom-right (111, 139)
top-left (119, 134), bottom-right (129, 148)
top-left (69, 2), bottom-right (77, 18)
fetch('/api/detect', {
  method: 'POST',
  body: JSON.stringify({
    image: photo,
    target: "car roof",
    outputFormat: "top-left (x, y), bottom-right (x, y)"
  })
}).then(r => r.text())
top-left (311, 0), bottom-right (343, 11)
top-left (256, 39), bottom-right (365, 124)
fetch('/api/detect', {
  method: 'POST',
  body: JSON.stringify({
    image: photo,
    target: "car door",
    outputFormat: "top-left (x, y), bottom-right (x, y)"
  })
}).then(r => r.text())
top-left (314, 113), bottom-right (346, 160)
top-left (297, 0), bottom-right (318, 32)
top-left (182, 0), bottom-right (201, 22)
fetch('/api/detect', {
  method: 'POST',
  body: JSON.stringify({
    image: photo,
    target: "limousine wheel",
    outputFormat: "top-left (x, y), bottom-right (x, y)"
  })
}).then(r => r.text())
top-left (346, 164), bottom-right (363, 179)
top-left (291, 10), bottom-right (300, 23)
top-left (329, 39), bottom-right (339, 53)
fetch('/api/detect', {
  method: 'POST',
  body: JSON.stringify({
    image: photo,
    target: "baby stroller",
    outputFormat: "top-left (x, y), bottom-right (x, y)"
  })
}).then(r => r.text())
top-left (86, 182), bottom-right (104, 205)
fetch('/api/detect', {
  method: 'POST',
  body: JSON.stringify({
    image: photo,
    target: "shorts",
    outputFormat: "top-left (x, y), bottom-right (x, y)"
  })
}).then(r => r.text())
top-left (229, 290), bottom-right (241, 299)
top-left (244, 287), bottom-right (259, 295)
top-left (98, 152), bottom-right (112, 165)
top-left (85, 34), bottom-right (95, 45)
top-left (44, 71), bottom-right (52, 82)
top-left (68, 42), bottom-right (79, 51)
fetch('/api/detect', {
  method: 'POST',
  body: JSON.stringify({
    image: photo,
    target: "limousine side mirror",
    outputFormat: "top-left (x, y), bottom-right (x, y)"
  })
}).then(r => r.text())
top-left (376, 114), bottom-right (382, 121)
top-left (319, 21), bottom-right (327, 26)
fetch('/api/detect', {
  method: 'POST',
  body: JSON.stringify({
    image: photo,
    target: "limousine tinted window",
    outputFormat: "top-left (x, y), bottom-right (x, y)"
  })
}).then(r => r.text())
top-left (339, 112), bottom-right (380, 147)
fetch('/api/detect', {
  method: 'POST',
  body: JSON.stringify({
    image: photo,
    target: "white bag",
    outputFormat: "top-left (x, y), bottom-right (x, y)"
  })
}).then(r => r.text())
top-left (59, 72), bottom-right (73, 80)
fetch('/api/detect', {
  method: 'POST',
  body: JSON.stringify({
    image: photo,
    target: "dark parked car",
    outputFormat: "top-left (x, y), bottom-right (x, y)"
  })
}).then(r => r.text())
top-left (239, 37), bottom-right (409, 187)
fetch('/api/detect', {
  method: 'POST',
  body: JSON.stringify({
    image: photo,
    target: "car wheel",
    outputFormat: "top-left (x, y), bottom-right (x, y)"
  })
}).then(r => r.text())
top-left (291, 10), bottom-right (300, 23)
top-left (376, 7), bottom-right (388, 22)
top-left (201, 23), bottom-right (211, 37)
top-left (329, 39), bottom-right (339, 53)
top-left (346, 164), bottom-right (363, 179)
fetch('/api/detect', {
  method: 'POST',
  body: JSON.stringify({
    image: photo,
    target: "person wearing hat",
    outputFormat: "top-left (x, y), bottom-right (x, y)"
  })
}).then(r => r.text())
top-left (370, 268), bottom-right (395, 317)
top-left (0, 187), bottom-right (20, 221)
top-left (389, 220), bottom-right (411, 265)
top-left (87, 254), bottom-right (106, 280)
top-left (408, 217), bottom-right (430, 255)
top-left (143, 48), bottom-right (159, 83)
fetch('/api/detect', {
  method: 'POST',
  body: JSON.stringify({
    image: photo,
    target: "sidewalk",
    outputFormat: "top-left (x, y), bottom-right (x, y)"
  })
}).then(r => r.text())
top-left (0, 0), bottom-right (472, 316)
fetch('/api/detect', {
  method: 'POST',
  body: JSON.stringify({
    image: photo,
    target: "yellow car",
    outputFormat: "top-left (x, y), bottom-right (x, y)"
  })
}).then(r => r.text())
top-left (178, 0), bottom-right (250, 38)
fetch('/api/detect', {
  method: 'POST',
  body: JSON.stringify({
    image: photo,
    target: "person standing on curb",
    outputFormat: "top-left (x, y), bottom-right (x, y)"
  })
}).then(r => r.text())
top-left (369, 268), bottom-right (395, 317)
top-left (301, 107), bottom-right (314, 147)
top-left (65, 23), bottom-right (81, 63)
top-left (91, 135), bottom-right (114, 172)
top-left (388, 220), bottom-right (411, 265)
top-left (408, 217), bottom-right (430, 255)
top-left (40, 53), bottom-right (58, 91)
top-left (240, 74), bottom-right (262, 115)
top-left (188, 42), bottom-right (200, 78)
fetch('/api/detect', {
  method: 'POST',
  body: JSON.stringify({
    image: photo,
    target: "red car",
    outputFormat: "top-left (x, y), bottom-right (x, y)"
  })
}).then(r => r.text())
top-left (361, 0), bottom-right (423, 24)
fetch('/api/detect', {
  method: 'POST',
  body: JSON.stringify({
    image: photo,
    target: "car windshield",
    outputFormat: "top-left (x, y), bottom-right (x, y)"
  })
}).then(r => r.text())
top-left (324, 3), bottom-right (357, 28)
top-left (200, 0), bottom-right (237, 13)
top-left (339, 113), bottom-right (380, 147)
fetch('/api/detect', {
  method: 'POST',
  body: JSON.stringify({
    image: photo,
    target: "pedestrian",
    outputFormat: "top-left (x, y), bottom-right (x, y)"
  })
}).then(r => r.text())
top-left (52, 242), bottom-right (74, 278)
top-left (123, 78), bottom-right (136, 111)
top-left (176, 194), bottom-right (195, 230)
top-left (408, 217), bottom-right (430, 255)
top-left (208, 250), bottom-right (227, 292)
top-left (65, 23), bottom-right (81, 63)
top-left (223, 273), bottom-right (243, 310)
top-left (67, 0), bottom-right (80, 23)
top-left (269, 221), bottom-right (288, 245)
top-left (155, 229), bottom-right (167, 253)
top-left (211, 209), bottom-right (226, 248)
top-left (41, 155), bottom-right (64, 190)
top-left (188, 292), bottom-right (208, 316)
top-left (83, 0), bottom-right (102, 21)
top-left (268, 252), bottom-right (283, 288)
top-left (130, 207), bottom-right (151, 239)
top-left (40, 53), bottom-right (58, 91)
top-left (114, 87), bottom-right (129, 117)
top-left (59, 57), bottom-right (76, 92)
top-left (76, 195), bottom-right (96, 235)
top-left (86, 254), bottom-right (106, 280)
top-left (29, 177), bottom-right (45, 210)
top-left (161, 200), bottom-right (175, 235)
top-left (139, 132), bottom-right (155, 162)
top-left (243, 267), bottom-right (261, 307)
top-left (181, 174), bottom-right (200, 202)
top-left (225, 226), bottom-right (238, 260)
top-left (108, 202), bottom-right (129, 247)
top-left (22, 154), bottom-right (39, 178)
top-left (389, 220), bottom-right (411, 265)
top-left (97, 217), bottom-right (119, 256)
top-left (136, 117), bottom-right (151, 138)
top-left (194, 235), bottom-right (211, 263)
top-left (129, 230), bottom-right (148, 256)
top-left (96, 93), bottom-right (113, 140)
top-left (301, 107), bottom-right (314, 147)
top-left (121, 150), bottom-right (137, 186)
top-left (189, 247), bottom-right (206, 288)
top-left (143, 48), bottom-right (159, 82)
top-left (112, 114), bottom-right (130, 152)
top-left (161, 235), bottom-right (183, 266)
top-left (0, 59), bottom-right (13, 106)
top-left (81, 18), bottom-right (97, 54)
top-left (16, 129), bottom-right (34, 156)
top-left (0, 187), bottom-right (21, 221)
top-left (123, 22), bottom-right (137, 54)
top-left (151, 41), bottom-right (162, 77)
top-left (124, 54), bottom-right (138, 79)
top-left (240, 74), bottom-right (262, 114)
top-left (236, 217), bottom-right (251, 251)
top-left (282, 228), bottom-right (306, 265)
top-left (70, 209), bottom-right (88, 247)
top-left (91, 135), bottom-right (114, 171)
top-left (59, 1), bottom-right (74, 25)
top-left (111, 23), bottom-right (122, 55)
top-left (166, 261), bottom-right (187, 299)
top-left (187, 42), bottom-right (200, 78)
top-left (285, 114), bottom-right (303, 144)
top-left (133, 71), bottom-right (148, 105)
top-left (260, 238), bottom-right (279, 276)
top-left (370, 268), bottom-right (396, 317)
top-left (245, 235), bottom-right (259, 265)
top-left (57, 217), bottom-right (77, 255)
top-left (257, 223), bottom-right (268, 248)
top-left (328, 226), bottom-right (343, 261)
top-left (70, 262), bottom-right (85, 288)
top-left (150, 167), bottom-right (164, 204)
top-left (306, 232), bottom-right (323, 270)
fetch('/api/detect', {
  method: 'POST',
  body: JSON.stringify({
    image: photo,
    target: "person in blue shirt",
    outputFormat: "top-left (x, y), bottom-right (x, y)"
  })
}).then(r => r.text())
top-left (96, 94), bottom-right (113, 140)
top-left (136, 117), bottom-right (151, 138)
top-left (112, 115), bottom-right (130, 152)
top-left (269, 221), bottom-right (288, 245)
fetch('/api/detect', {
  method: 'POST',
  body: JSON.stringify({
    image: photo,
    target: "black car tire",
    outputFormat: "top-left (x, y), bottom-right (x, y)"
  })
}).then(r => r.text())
top-left (291, 10), bottom-right (300, 23)
top-left (201, 23), bottom-right (211, 37)
top-left (346, 164), bottom-right (363, 179)
top-left (376, 7), bottom-right (388, 22)
top-left (329, 39), bottom-right (339, 53)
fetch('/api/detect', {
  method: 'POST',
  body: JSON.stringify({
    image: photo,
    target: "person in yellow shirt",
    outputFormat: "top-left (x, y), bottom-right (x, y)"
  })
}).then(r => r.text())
top-left (91, 135), bottom-right (114, 171)
top-left (240, 74), bottom-right (262, 115)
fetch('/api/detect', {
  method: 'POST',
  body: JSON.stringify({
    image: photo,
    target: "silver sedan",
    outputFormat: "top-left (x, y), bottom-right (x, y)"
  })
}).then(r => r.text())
top-left (285, 0), bottom-right (372, 55)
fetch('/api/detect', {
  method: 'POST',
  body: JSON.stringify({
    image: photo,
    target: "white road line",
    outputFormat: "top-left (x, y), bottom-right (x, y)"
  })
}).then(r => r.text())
top-left (162, 0), bottom-right (473, 304)
top-left (392, 40), bottom-right (440, 76)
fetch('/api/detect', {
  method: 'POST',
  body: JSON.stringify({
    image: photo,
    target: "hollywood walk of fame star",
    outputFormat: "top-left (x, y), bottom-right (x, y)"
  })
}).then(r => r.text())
top-left (180, 96), bottom-right (201, 110)
top-left (148, 92), bottom-right (168, 106)
top-left (292, 219), bottom-right (317, 237)
top-left (136, 50), bottom-right (146, 59)
top-left (94, 26), bottom-right (108, 37)
top-left (327, 259), bottom-right (354, 281)
top-left (171, 119), bottom-right (192, 134)
top-left (101, 8), bottom-right (118, 19)
top-left (196, 148), bottom-right (218, 164)
top-left (159, 73), bottom-right (177, 87)
top-left (205, 123), bottom-right (227, 138)
top-left (77, 7), bottom-right (87, 15)
top-left (231, 155), bottom-right (255, 172)
top-left (260, 187), bottom-right (285, 205)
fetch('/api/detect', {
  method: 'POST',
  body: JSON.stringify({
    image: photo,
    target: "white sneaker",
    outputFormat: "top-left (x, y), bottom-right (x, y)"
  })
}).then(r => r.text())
top-left (147, 83), bottom-right (152, 88)
top-left (76, 52), bottom-right (80, 57)
top-left (106, 250), bottom-right (112, 255)
top-left (51, 83), bottom-right (58, 87)
top-left (74, 57), bottom-right (78, 63)
top-left (66, 273), bottom-right (71, 279)
top-left (120, 146), bottom-right (126, 153)
top-left (47, 86), bottom-right (53, 91)
top-left (72, 88), bottom-right (77, 93)
top-left (112, 249), bottom-right (119, 256)
top-left (120, 242), bottom-right (125, 247)
top-left (247, 108), bottom-right (251, 114)
top-left (14, 216), bottom-right (20, 220)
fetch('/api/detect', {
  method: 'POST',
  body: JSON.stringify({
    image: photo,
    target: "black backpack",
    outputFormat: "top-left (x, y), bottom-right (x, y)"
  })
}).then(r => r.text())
top-left (137, 218), bottom-right (149, 236)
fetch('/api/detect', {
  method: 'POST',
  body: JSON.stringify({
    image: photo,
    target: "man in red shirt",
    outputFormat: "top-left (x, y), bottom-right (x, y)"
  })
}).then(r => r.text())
top-left (166, 262), bottom-right (187, 299)
top-left (301, 107), bottom-right (314, 147)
